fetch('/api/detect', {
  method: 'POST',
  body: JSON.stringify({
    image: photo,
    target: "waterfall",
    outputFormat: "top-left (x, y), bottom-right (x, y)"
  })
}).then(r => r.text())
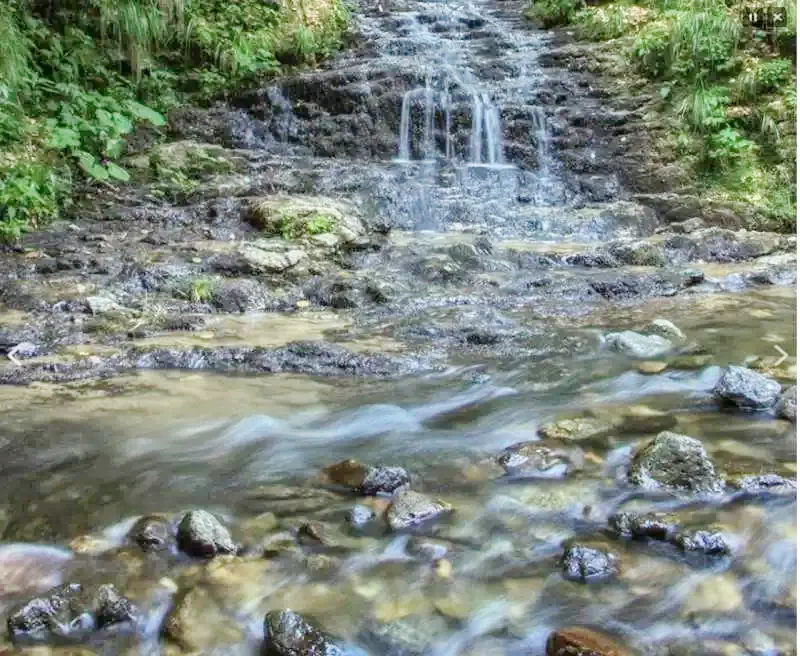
top-left (482, 94), bottom-right (503, 165)
top-left (397, 89), bottom-right (414, 162)
top-left (470, 93), bottom-right (484, 163)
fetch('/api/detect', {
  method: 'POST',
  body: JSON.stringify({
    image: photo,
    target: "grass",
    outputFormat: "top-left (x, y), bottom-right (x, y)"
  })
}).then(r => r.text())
top-left (528, 0), bottom-right (797, 231)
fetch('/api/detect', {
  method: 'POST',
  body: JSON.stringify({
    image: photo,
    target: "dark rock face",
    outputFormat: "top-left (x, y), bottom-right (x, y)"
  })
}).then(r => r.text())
top-left (609, 511), bottom-right (679, 542)
top-left (263, 609), bottom-right (342, 656)
top-left (176, 510), bottom-right (237, 558)
top-left (128, 515), bottom-right (174, 552)
top-left (360, 466), bottom-right (411, 495)
top-left (497, 440), bottom-right (584, 478)
top-left (7, 583), bottom-right (137, 644)
top-left (628, 431), bottom-right (724, 494)
top-left (561, 545), bottom-right (618, 583)
top-left (713, 366), bottom-right (782, 410)
top-left (547, 626), bottom-right (633, 656)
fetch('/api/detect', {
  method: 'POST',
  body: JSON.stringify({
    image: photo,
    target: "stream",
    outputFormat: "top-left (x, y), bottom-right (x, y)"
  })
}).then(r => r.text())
top-left (0, 0), bottom-right (796, 653)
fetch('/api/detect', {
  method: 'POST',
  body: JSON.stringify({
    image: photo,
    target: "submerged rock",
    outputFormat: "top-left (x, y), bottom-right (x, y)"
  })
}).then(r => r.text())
top-left (177, 510), bottom-right (237, 558)
top-left (674, 530), bottom-right (730, 556)
top-left (7, 582), bottom-right (137, 644)
top-left (263, 609), bottom-right (342, 656)
top-left (561, 544), bottom-right (618, 583)
top-left (730, 474), bottom-right (797, 498)
top-left (347, 505), bottom-right (376, 529)
top-left (537, 416), bottom-right (618, 442)
top-left (128, 515), bottom-right (174, 553)
top-left (776, 385), bottom-right (797, 421)
top-left (647, 318), bottom-right (685, 342)
top-left (609, 511), bottom-right (679, 542)
top-left (604, 331), bottom-right (673, 359)
top-left (547, 626), bottom-right (632, 656)
top-left (713, 365), bottom-right (782, 410)
top-left (163, 586), bottom-right (243, 651)
top-left (324, 459), bottom-right (410, 495)
top-left (497, 440), bottom-right (584, 478)
top-left (387, 490), bottom-right (451, 531)
top-left (628, 431), bottom-right (723, 494)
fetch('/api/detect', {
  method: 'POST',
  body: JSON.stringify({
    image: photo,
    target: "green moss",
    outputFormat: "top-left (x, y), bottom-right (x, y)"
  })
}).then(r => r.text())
top-left (278, 211), bottom-right (336, 239)
top-left (189, 277), bottom-right (215, 303)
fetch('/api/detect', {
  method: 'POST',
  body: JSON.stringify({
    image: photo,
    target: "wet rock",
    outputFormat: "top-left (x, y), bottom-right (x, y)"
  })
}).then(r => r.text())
top-left (670, 217), bottom-right (706, 234)
top-left (607, 240), bottom-right (666, 266)
top-left (85, 295), bottom-right (122, 315)
top-left (730, 473), bottom-right (797, 497)
top-left (360, 466), bottom-right (411, 496)
top-left (387, 490), bottom-right (451, 531)
top-left (296, 521), bottom-right (362, 551)
top-left (263, 608), bottom-right (342, 656)
top-left (713, 365), bottom-right (782, 410)
top-left (609, 511), bottom-right (679, 541)
top-left (7, 582), bottom-right (137, 644)
top-left (177, 510), bottom-right (237, 558)
top-left (664, 228), bottom-right (788, 263)
top-left (647, 318), bottom-right (685, 342)
top-left (347, 505), bottom-right (376, 529)
top-left (629, 431), bottom-right (724, 494)
top-left (776, 385), bottom-right (796, 421)
top-left (164, 586), bottom-right (243, 651)
top-left (0, 544), bottom-right (71, 597)
top-left (128, 515), bottom-right (174, 553)
top-left (413, 255), bottom-right (462, 282)
top-left (561, 544), bottom-right (618, 583)
top-left (537, 416), bottom-right (618, 442)
top-left (237, 244), bottom-right (306, 274)
top-left (674, 530), bottom-right (730, 555)
top-left (497, 440), bottom-right (584, 478)
top-left (324, 459), bottom-right (368, 489)
top-left (406, 537), bottom-right (449, 562)
top-left (359, 613), bottom-right (449, 656)
top-left (605, 331), bottom-right (673, 359)
top-left (637, 360), bottom-right (667, 374)
top-left (547, 626), bottom-right (632, 656)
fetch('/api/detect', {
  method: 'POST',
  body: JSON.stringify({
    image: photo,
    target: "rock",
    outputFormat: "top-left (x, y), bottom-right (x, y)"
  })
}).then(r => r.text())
top-left (247, 196), bottom-right (366, 247)
top-left (670, 217), bottom-right (706, 234)
top-left (360, 466), bottom-right (411, 496)
top-left (387, 490), bottom-right (451, 531)
top-left (237, 244), bottom-right (306, 274)
top-left (263, 609), bottom-right (342, 656)
top-left (673, 530), bottom-right (730, 555)
top-left (714, 366), bottom-right (782, 410)
top-left (323, 460), bottom-right (410, 495)
top-left (683, 574), bottom-right (743, 615)
top-left (128, 515), bottom-right (174, 552)
top-left (776, 385), bottom-right (796, 421)
top-left (547, 626), bottom-right (632, 656)
top-left (347, 505), bottom-right (376, 529)
top-left (85, 295), bottom-right (122, 315)
top-left (176, 510), bottom-right (237, 558)
top-left (163, 586), bottom-right (243, 651)
top-left (607, 240), bottom-right (666, 266)
top-left (497, 440), bottom-right (584, 478)
top-left (406, 537), bottom-right (449, 562)
top-left (647, 318), bottom-right (685, 342)
top-left (664, 228), bottom-right (788, 264)
top-left (537, 416), bottom-right (619, 442)
top-left (561, 544), bottom-right (618, 583)
top-left (7, 582), bottom-right (137, 644)
top-left (730, 473), bottom-right (797, 497)
top-left (637, 360), bottom-right (667, 374)
top-left (609, 511), bottom-right (679, 541)
top-left (605, 331), bottom-right (673, 359)
top-left (628, 431), bottom-right (724, 494)
top-left (0, 544), bottom-right (71, 597)
top-left (618, 405), bottom-right (678, 433)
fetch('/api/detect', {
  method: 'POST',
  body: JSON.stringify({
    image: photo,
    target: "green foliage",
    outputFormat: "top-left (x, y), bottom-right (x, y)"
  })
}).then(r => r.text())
top-left (0, 162), bottom-right (70, 243)
top-left (632, 22), bottom-right (673, 76)
top-left (577, 5), bottom-right (636, 39)
top-left (277, 211), bottom-right (336, 239)
top-left (189, 277), bottom-right (215, 303)
top-left (526, 0), bottom-right (585, 27)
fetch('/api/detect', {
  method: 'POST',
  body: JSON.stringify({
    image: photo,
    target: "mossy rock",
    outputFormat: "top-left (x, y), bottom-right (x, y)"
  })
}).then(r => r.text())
top-left (246, 196), bottom-right (367, 246)
top-left (129, 140), bottom-right (243, 176)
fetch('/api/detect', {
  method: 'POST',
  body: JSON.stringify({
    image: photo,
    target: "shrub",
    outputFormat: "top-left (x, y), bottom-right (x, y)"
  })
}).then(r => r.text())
top-left (0, 162), bottom-right (70, 243)
top-left (632, 22), bottom-right (673, 76)
top-left (526, 0), bottom-right (586, 27)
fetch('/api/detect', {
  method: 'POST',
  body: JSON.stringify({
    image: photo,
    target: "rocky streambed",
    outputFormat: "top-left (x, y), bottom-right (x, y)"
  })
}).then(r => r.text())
top-left (0, 0), bottom-right (796, 652)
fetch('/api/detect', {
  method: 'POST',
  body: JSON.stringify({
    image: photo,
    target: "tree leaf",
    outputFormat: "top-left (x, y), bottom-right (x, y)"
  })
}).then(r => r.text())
top-left (125, 100), bottom-right (166, 127)
top-left (105, 162), bottom-right (131, 182)
top-left (46, 127), bottom-right (81, 150)
top-left (75, 150), bottom-right (110, 181)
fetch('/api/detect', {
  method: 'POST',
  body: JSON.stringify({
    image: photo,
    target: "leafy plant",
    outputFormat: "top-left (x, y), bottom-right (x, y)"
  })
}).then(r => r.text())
top-left (526, 0), bottom-right (586, 27)
top-left (632, 22), bottom-right (673, 76)
top-left (189, 277), bottom-right (215, 303)
top-left (702, 127), bottom-right (756, 170)
top-left (0, 162), bottom-right (69, 243)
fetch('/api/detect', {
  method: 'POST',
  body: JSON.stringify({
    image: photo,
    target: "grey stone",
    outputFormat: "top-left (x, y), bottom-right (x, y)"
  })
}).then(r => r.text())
top-left (776, 385), bottom-right (796, 421)
top-left (497, 440), bottom-right (584, 478)
top-left (647, 318), bottom-right (685, 342)
top-left (629, 431), bottom-right (724, 494)
top-left (561, 544), bottom-right (618, 583)
top-left (86, 295), bottom-right (122, 315)
top-left (609, 511), bottom-right (680, 541)
top-left (731, 474), bottom-right (797, 497)
top-left (713, 366), bottom-right (782, 410)
top-left (177, 510), bottom-right (236, 558)
top-left (674, 530), bottom-right (730, 555)
top-left (128, 515), bottom-right (174, 552)
top-left (360, 466), bottom-right (411, 496)
top-left (387, 490), bottom-right (450, 531)
top-left (263, 609), bottom-right (342, 656)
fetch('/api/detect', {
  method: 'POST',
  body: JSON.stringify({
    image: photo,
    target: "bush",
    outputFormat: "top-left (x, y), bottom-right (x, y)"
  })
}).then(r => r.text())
top-left (632, 22), bottom-right (673, 76)
top-left (526, 0), bottom-right (586, 27)
top-left (0, 162), bottom-right (70, 243)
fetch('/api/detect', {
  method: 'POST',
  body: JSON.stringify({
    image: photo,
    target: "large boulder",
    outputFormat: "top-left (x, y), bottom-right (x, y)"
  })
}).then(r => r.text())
top-left (246, 196), bottom-right (367, 247)
top-left (177, 510), bottom-right (237, 558)
top-left (7, 583), bottom-right (137, 644)
top-left (713, 366), bottom-right (782, 410)
top-left (628, 431), bottom-right (724, 494)
top-left (263, 609), bottom-right (343, 656)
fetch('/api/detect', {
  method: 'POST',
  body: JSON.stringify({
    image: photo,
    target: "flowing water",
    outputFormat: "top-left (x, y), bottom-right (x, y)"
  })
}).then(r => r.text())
top-left (0, 0), bottom-right (796, 653)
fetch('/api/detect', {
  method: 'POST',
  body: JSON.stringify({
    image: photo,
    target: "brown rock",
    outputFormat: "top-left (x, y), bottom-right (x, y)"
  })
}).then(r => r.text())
top-left (323, 459), bottom-right (367, 489)
top-left (547, 626), bottom-right (632, 656)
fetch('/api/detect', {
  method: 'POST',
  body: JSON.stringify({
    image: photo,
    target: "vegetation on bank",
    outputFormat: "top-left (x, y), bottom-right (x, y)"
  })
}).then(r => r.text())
top-left (0, 0), bottom-right (350, 242)
top-left (527, 0), bottom-right (797, 231)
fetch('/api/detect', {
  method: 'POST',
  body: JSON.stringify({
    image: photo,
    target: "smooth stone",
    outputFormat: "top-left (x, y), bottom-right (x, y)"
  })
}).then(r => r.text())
top-left (637, 360), bottom-right (668, 374)
top-left (647, 318), bottom-right (686, 341)
top-left (547, 626), bottom-right (633, 656)
top-left (713, 365), bottom-right (782, 410)
top-left (537, 416), bottom-right (619, 442)
top-left (263, 608), bottom-right (343, 656)
top-left (163, 586), bottom-right (243, 651)
top-left (497, 440), bottom-right (584, 478)
top-left (177, 510), bottom-right (236, 558)
top-left (324, 459), bottom-right (368, 489)
top-left (387, 491), bottom-right (451, 531)
top-left (605, 331), bottom-right (673, 359)
top-left (561, 544), bottom-right (618, 583)
top-left (629, 431), bottom-right (724, 494)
